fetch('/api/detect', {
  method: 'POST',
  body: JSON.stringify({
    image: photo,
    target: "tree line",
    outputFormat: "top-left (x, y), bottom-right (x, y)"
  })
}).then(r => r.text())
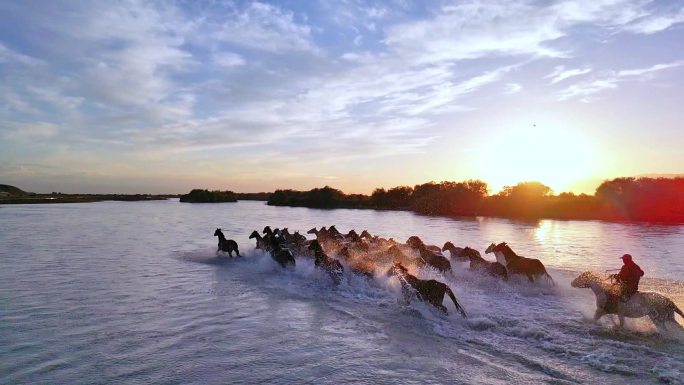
top-left (266, 177), bottom-right (684, 223)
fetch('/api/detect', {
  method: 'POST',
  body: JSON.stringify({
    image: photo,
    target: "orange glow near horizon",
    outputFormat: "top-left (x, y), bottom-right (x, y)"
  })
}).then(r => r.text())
top-left (476, 126), bottom-right (599, 194)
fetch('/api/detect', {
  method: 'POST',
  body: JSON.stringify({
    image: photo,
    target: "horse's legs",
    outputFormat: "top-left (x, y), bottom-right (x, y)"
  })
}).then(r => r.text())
top-left (618, 315), bottom-right (625, 328)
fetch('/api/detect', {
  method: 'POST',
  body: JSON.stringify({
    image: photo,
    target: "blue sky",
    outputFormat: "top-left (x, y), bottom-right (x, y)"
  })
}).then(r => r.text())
top-left (1, 0), bottom-right (683, 194)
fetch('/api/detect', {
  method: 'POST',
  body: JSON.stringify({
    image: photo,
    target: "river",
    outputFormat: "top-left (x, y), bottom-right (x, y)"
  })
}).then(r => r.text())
top-left (1, 200), bottom-right (682, 384)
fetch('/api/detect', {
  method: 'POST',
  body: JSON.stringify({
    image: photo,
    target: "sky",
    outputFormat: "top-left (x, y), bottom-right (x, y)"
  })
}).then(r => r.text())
top-left (1, 0), bottom-right (683, 195)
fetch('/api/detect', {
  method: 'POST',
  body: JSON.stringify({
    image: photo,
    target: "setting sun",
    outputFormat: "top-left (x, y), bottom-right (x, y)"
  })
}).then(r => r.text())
top-left (477, 125), bottom-right (597, 193)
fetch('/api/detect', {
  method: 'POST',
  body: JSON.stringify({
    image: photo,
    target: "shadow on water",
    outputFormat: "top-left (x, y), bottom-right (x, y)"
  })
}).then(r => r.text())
top-left (179, 250), bottom-right (243, 266)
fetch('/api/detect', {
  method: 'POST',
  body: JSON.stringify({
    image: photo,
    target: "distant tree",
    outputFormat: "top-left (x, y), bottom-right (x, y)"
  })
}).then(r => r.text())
top-left (180, 189), bottom-right (237, 203)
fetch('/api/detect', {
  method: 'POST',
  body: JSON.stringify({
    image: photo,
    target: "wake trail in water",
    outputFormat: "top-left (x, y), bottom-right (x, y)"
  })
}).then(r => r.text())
top-left (178, 245), bottom-right (684, 384)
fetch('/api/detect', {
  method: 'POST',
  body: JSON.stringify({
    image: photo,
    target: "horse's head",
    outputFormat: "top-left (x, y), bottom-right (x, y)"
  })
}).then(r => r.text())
top-left (360, 230), bottom-right (372, 239)
top-left (442, 241), bottom-right (455, 252)
top-left (263, 226), bottom-right (272, 234)
top-left (249, 230), bottom-right (260, 239)
top-left (273, 228), bottom-right (281, 236)
top-left (328, 225), bottom-right (339, 234)
top-left (214, 228), bottom-right (222, 237)
top-left (347, 229), bottom-right (358, 237)
top-left (571, 271), bottom-right (599, 288)
top-left (486, 242), bottom-right (514, 264)
top-left (307, 227), bottom-right (318, 235)
top-left (406, 236), bottom-right (424, 249)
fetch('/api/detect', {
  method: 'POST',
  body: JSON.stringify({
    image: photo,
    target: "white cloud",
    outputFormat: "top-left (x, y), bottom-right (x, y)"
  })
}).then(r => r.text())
top-left (504, 83), bottom-right (523, 94)
top-left (213, 2), bottom-right (315, 53)
top-left (0, 42), bottom-right (42, 66)
top-left (213, 52), bottom-right (246, 67)
top-left (617, 61), bottom-right (684, 77)
top-left (545, 66), bottom-right (592, 84)
top-left (623, 7), bottom-right (684, 34)
top-left (558, 61), bottom-right (684, 100)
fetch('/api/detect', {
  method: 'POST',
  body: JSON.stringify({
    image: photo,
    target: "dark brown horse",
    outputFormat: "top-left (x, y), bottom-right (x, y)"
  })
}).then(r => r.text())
top-left (387, 263), bottom-right (467, 317)
top-left (442, 241), bottom-right (466, 260)
top-left (485, 242), bottom-right (553, 284)
top-left (214, 229), bottom-right (240, 257)
top-left (309, 240), bottom-right (344, 283)
top-left (406, 237), bottom-right (451, 273)
top-left (407, 236), bottom-right (441, 253)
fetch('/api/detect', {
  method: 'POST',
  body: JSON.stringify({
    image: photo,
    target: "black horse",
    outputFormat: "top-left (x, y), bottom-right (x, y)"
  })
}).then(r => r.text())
top-left (249, 230), bottom-right (268, 250)
top-left (309, 240), bottom-right (344, 283)
top-left (485, 242), bottom-right (553, 284)
top-left (267, 237), bottom-right (296, 268)
top-left (214, 229), bottom-right (240, 257)
top-left (387, 263), bottom-right (467, 317)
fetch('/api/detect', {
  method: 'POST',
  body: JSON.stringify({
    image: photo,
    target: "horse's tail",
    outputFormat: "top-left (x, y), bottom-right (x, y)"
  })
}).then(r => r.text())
top-left (673, 303), bottom-right (684, 320)
top-left (445, 287), bottom-right (467, 318)
top-left (544, 271), bottom-right (555, 286)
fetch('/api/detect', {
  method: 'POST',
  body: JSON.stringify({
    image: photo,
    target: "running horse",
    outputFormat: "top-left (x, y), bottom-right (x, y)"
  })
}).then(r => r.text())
top-left (485, 242), bottom-right (553, 284)
top-left (571, 272), bottom-right (684, 331)
top-left (387, 263), bottom-right (467, 317)
top-left (308, 240), bottom-right (344, 284)
top-left (249, 230), bottom-right (268, 250)
top-left (214, 229), bottom-right (240, 257)
top-left (461, 247), bottom-right (507, 279)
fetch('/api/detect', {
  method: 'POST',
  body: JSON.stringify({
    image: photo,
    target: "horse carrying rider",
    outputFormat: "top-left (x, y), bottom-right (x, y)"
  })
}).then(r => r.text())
top-left (611, 254), bottom-right (644, 300)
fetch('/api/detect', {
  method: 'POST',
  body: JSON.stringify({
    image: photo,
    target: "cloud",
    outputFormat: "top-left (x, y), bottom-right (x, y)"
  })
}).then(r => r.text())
top-left (1, 121), bottom-right (60, 141)
top-left (616, 61), bottom-right (684, 77)
top-left (545, 66), bottom-right (592, 84)
top-left (0, 42), bottom-right (42, 66)
top-left (504, 83), bottom-right (523, 94)
top-left (212, 2), bottom-right (315, 53)
top-left (558, 61), bottom-right (684, 101)
top-left (623, 6), bottom-right (684, 34)
top-left (213, 52), bottom-right (246, 67)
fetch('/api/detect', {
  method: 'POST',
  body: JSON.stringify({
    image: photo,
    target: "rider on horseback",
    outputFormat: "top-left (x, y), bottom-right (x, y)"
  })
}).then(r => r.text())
top-left (614, 254), bottom-right (644, 300)
top-left (603, 254), bottom-right (644, 312)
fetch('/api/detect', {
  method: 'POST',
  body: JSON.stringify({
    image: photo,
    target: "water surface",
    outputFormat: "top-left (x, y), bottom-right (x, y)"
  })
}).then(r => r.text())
top-left (1, 200), bottom-right (682, 384)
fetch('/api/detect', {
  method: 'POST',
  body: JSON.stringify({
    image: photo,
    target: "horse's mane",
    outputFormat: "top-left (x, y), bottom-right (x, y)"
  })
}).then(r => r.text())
top-left (577, 271), bottom-right (618, 291)
top-left (497, 242), bottom-right (518, 258)
top-left (463, 247), bottom-right (484, 261)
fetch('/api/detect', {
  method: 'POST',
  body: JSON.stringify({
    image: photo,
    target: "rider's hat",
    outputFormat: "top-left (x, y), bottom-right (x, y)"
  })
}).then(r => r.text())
top-left (621, 254), bottom-right (633, 261)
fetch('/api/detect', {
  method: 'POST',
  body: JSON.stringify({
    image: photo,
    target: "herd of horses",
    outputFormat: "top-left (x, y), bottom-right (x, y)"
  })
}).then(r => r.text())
top-left (214, 226), bottom-right (684, 331)
top-left (215, 226), bottom-right (553, 318)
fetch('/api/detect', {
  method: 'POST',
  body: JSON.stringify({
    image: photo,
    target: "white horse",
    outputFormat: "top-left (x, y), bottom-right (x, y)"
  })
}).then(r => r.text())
top-left (571, 272), bottom-right (683, 332)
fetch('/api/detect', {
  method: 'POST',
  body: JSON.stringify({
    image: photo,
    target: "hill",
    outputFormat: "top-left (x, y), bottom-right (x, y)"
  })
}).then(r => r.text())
top-left (0, 184), bottom-right (29, 196)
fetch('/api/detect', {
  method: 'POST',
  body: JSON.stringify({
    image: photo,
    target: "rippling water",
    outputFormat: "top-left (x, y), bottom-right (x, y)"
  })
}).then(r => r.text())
top-left (1, 200), bottom-right (683, 384)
